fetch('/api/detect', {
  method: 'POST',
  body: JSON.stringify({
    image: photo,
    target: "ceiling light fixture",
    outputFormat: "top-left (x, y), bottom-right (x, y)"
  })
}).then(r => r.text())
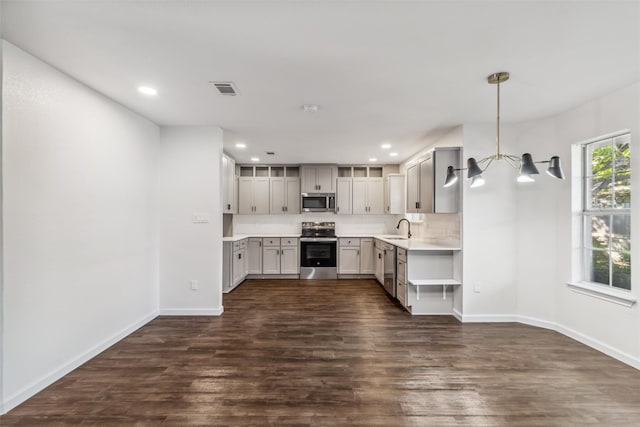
top-left (137, 86), bottom-right (157, 96)
top-left (389, 152), bottom-right (398, 157)
top-left (369, 158), bottom-right (378, 162)
top-left (251, 157), bottom-right (260, 162)
top-left (381, 143), bottom-right (392, 149)
top-left (444, 72), bottom-right (565, 188)
top-left (235, 143), bottom-right (246, 148)
top-left (302, 104), bottom-right (319, 113)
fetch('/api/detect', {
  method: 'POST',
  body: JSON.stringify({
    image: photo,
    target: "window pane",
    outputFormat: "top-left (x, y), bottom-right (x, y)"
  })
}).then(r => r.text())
top-left (588, 176), bottom-right (613, 209)
top-left (589, 143), bottom-right (613, 178)
top-left (614, 172), bottom-right (631, 208)
top-left (587, 249), bottom-right (610, 285)
top-left (611, 215), bottom-right (631, 252)
top-left (587, 215), bottom-right (610, 249)
top-left (614, 144), bottom-right (631, 174)
top-left (612, 252), bottom-right (631, 290)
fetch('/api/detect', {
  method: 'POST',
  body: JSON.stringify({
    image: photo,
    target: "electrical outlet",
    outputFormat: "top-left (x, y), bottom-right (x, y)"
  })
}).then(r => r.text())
top-left (190, 280), bottom-right (198, 290)
top-left (473, 282), bottom-right (481, 293)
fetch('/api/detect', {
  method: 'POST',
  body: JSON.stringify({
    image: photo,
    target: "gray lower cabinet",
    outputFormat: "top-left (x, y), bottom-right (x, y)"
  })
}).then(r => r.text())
top-left (262, 237), bottom-right (299, 275)
top-left (339, 237), bottom-right (375, 276)
top-left (223, 239), bottom-right (248, 292)
top-left (247, 238), bottom-right (263, 274)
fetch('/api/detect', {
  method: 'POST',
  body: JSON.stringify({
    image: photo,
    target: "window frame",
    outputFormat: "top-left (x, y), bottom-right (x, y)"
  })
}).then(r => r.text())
top-left (569, 130), bottom-right (635, 307)
top-left (581, 131), bottom-right (631, 290)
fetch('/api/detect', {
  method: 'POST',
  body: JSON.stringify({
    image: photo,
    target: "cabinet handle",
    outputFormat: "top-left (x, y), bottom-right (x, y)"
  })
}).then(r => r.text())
top-left (357, 250), bottom-right (360, 255)
top-left (415, 202), bottom-right (419, 209)
top-left (336, 206), bottom-right (339, 212)
top-left (227, 204), bottom-right (231, 210)
top-left (259, 241), bottom-right (262, 247)
top-left (378, 253), bottom-right (382, 259)
top-left (238, 253), bottom-right (242, 259)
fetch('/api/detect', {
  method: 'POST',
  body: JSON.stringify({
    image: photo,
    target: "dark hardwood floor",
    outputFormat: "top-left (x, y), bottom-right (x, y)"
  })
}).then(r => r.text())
top-left (3, 279), bottom-right (640, 426)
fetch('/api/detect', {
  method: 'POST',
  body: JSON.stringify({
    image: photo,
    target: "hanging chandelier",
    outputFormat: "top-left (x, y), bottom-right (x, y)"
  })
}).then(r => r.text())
top-left (444, 72), bottom-right (565, 188)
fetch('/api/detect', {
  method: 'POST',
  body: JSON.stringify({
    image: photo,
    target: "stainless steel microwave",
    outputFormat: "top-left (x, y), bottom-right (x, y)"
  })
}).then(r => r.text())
top-left (301, 193), bottom-right (336, 213)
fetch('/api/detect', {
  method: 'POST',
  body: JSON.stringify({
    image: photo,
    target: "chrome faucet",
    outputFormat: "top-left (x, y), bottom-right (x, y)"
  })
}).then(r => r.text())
top-left (396, 218), bottom-right (412, 239)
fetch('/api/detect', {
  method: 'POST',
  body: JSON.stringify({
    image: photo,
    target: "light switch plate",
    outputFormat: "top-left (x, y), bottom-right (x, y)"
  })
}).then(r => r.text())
top-left (192, 213), bottom-right (210, 223)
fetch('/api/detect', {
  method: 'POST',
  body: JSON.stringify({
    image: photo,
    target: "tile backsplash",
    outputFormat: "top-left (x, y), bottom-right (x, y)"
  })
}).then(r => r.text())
top-left (232, 212), bottom-right (461, 245)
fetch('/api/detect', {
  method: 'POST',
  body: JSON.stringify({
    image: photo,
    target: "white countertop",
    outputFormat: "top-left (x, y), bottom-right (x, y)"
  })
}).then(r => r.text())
top-left (224, 233), bottom-right (460, 251)
top-left (223, 234), bottom-right (300, 242)
top-left (373, 235), bottom-right (461, 251)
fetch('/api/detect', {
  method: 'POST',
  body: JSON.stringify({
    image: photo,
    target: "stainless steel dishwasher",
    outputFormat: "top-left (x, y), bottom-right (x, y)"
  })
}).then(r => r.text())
top-left (382, 243), bottom-right (396, 297)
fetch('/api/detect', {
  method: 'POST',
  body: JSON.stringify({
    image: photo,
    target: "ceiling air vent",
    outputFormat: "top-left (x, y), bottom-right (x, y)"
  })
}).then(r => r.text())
top-left (211, 81), bottom-right (238, 96)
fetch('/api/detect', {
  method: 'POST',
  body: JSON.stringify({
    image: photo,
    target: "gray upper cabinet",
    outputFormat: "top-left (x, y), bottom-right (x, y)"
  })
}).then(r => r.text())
top-left (406, 147), bottom-right (460, 214)
top-left (301, 166), bottom-right (337, 193)
top-left (222, 153), bottom-right (237, 214)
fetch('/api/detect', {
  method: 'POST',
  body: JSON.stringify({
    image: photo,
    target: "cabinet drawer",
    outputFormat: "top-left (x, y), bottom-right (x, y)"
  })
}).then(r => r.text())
top-left (281, 238), bottom-right (298, 247)
top-left (397, 259), bottom-right (406, 283)
top-left (397, 280), bottom-right (407, 306)
top-left (233, 240), bottom-right (247, 251)
top-left (339, 237), bottom-right (361, 247)
top-left (397, 248), bottom-right (407, 262)
top-left (263, 238), bottom-right (281, 247)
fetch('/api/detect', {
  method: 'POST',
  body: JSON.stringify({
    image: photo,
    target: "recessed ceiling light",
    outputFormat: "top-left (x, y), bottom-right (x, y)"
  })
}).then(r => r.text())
top-left (369, 158), bottom-right (377, 162)
top-left (302, 104), bottom-right (319, 113)
top-left (235, 143), bottom-right (246, 148)
top-left (137, 86), bottom-right (157, 96)
top-left (389, 152), bottom-right (398, 157)
top-left (251, 157), bottom-right (260, 162)
top-left (381, 143), bottom-right (392, 149)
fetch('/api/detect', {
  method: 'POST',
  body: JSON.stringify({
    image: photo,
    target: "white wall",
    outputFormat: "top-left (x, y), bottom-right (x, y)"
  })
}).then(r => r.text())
top-left (158, 126), bottom-right (223, 315)
top-left (514, 83), bottom-right (640, 367)
top-left (2, 41), bottom-right (160, 411)
top-left (460, 124), bottom-right (519, 318)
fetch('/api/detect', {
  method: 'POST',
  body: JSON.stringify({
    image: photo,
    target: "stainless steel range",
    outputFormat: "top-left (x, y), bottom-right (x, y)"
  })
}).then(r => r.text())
top-left (300, 222), bottom-right (337, 279)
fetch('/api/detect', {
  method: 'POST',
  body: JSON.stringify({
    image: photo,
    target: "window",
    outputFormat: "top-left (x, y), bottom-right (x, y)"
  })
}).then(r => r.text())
top-left (581, 132), bottom-right (631, 290)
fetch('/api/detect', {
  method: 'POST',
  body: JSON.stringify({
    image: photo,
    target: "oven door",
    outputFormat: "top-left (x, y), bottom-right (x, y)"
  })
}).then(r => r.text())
top-left (300, 239), bottom-right (337, 267)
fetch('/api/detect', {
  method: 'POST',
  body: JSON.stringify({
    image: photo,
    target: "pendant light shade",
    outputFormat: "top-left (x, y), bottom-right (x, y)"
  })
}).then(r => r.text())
top-left (443, 71), bottom-right (566, 188)
top-left (546, 156), bottom-right (565, 179)
top-left (444, 166), bottom-right (459, 187)
top-left (517, 153), bottom-right (539, 182)
top-left (467, 158), bottom-right (483, 179)
top-left (520, 153), bottom-right (539, 175)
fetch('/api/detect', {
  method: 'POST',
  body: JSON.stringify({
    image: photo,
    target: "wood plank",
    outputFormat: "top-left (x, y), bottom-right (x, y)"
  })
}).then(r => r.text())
top-left (2, 279), bottom-right (640, 426)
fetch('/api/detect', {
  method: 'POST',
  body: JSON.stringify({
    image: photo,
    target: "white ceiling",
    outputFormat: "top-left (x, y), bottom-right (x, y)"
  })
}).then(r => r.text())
top-left (2, 1), bottom-right (639, 164)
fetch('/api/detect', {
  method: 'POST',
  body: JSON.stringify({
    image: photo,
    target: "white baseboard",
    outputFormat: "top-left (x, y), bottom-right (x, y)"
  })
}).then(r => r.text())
top-left (516, 315), bottom-right (558, 331)
top-left (456, 313), bottom-right (519, 323)
top-left (2, 310), bottom-right (158, 415)
top-left (159, 306), bottom-right (223, 316)
top-left (555, 323), bottom-right (640, 370)
top-left (458, 312), bottom-right (640, 370)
